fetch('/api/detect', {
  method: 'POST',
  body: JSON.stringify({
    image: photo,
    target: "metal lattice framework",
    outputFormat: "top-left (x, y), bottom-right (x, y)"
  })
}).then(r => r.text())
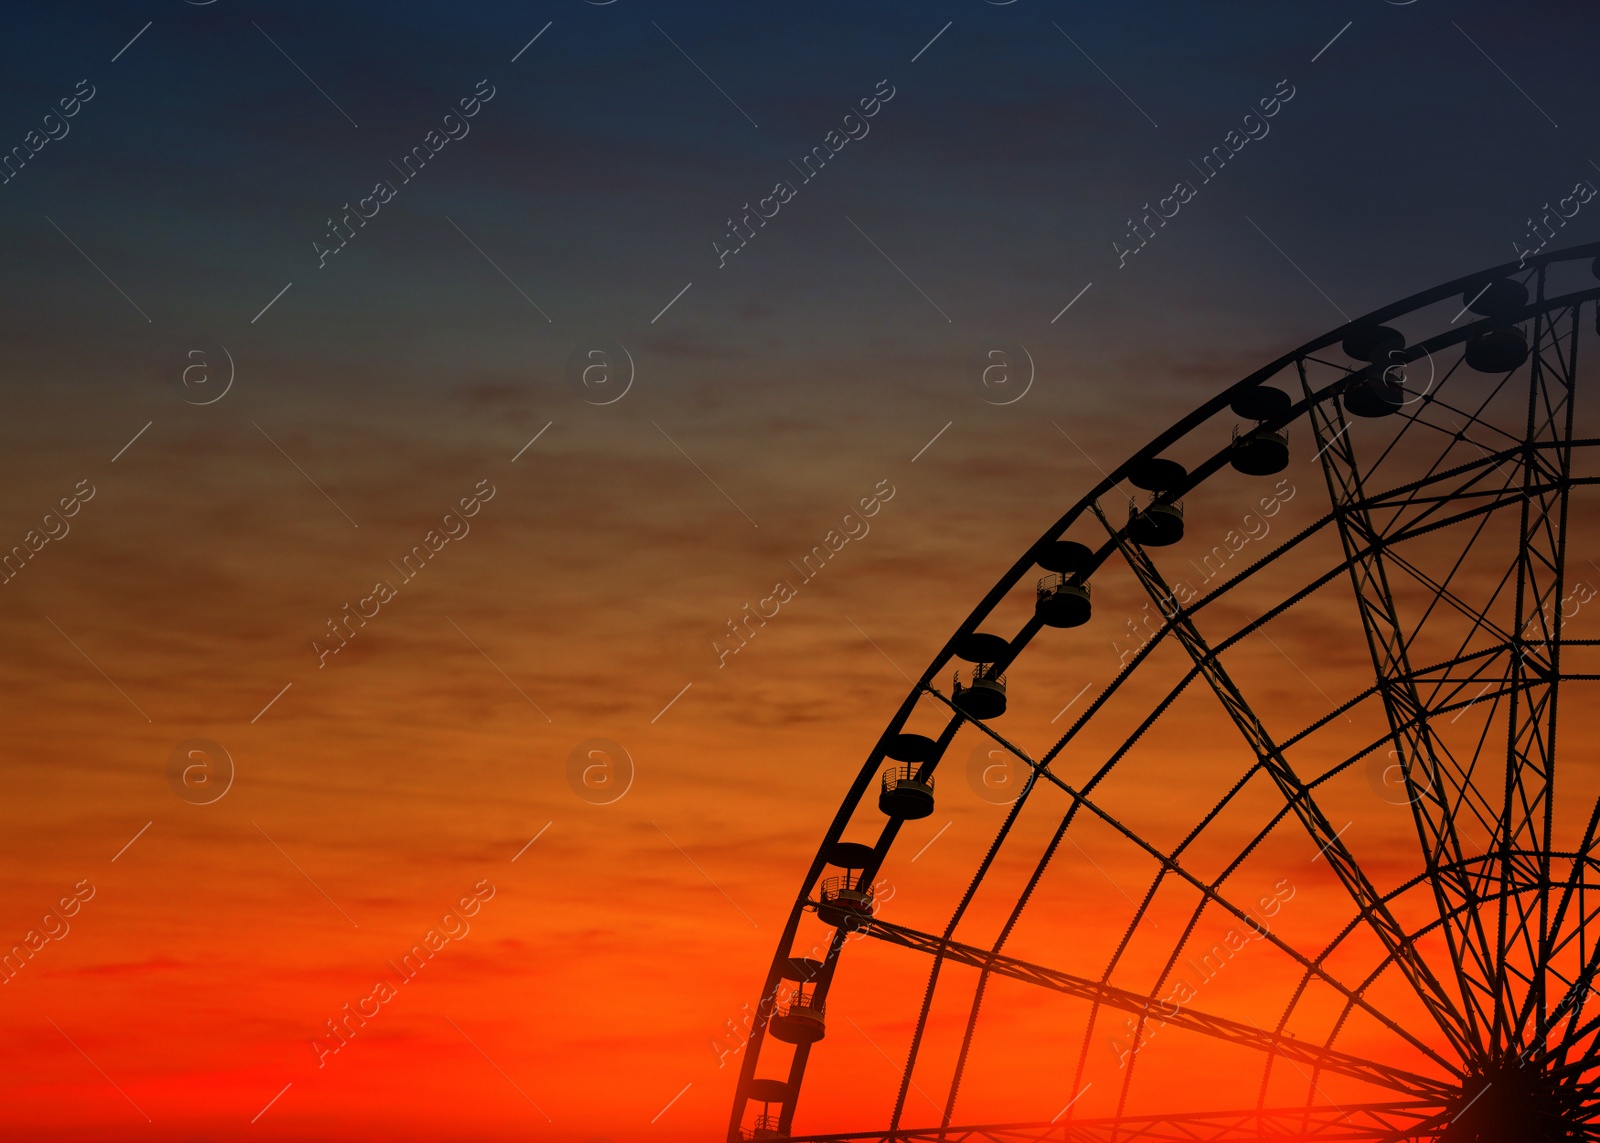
top-left (729, 244), bottom-right (1600, 1143)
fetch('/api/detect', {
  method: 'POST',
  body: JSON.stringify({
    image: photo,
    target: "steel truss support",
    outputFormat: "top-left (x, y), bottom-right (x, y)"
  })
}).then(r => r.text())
top-left (772, 1102), bottom-right (1443, 1143)
top-left (1501, 299), bottom-right (1580, 1050)
top-left (851, 913), bottom-right (1454, 1100)
top-left (1304, 301), bottom-right (1583, 1062)
top-left (727, 249), bottom-right (1600, 1142)
top-left (1302, 359), bottom-right (1500, 1057)
top-left (1096, 504), bottom-right (1476, 1061)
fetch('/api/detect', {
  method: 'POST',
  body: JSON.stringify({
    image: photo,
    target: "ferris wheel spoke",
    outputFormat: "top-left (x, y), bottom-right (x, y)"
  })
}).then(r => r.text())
top-left (1381, 478), bottom-right (1576, 551)
top-left (1357, 415), bottom-right (1519, 513)
top-left (1551, 1001), bottom-right (1600, 1072)
top-left (1272, 639), bottom-right (1514, 757)
top-left (773, 1102), bottom-right (1447, 1143)
top-left (888, 716), bottom-right (1048, 1133)
top-left (1395, 664), bottom-right (1516, 855)
top-left (1310, 850), bottom-right (1595, 1072)
top-left (729, 260), bottom-right (1600, 1141)
top-left (938, 728), bottom-right (1312, 1130)
top-left (1436, 688), bottom-right (1511, 846)
top-left (849, 913), bottom-right (1458, 1101)
top-left (1349, 432), bottom-right (1583, 548)
top-left (1386, 542), bottom-right (1519, 656)
top-left (1490, 295), bottom-right (1579, 1050)
top-left (1100, 883), bottom-right (1263, 1125)
top-left (1070, 455), bottom-right (1541, 758)
top-left (1544, 887), bottom-right (1600, 1065)
top-left (1301, 849), bottom-right (1600, 1111)
top-left (1360, 418), bottom-right (1531, 493)
top-left (1381, 365), bottom-right (1523, 485)
top-left (1410, 556), bottom-right (1522, 728)
top-left (1062, 870), bottom-right (1177, 1120)
top-left (937, 794), bottom-right (1122, 1128)
top-left (1529, 804), bottom-right (1600, 1046)
top-left (948, 569), bottom-right (1377, 1123)
top-left (1303, 363), bottom-right (1502, 1054)
top-left (1096, 503), bottom-right (1477, 1060)
top-left (1396, 480), bottom-right (1521, 665)
top-left (1071, 446), bottom-right (1545, 749)
top-left (925, 695), bottom-right (1460, 1077)
top-left (1067, 743), bottom-right (1287, 1004)
top-left (1423, 361), bottom-right (1527, 451)
top-left (1401, 405), bottom-right (1517, 461)
top-left (1065, 775), bottom-right (1284, 1120)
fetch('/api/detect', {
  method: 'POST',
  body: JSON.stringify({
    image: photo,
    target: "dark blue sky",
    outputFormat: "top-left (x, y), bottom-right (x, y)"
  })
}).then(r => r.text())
top-left (5, 4), bottom-right (1600, 1137)
top-left (4, 0), bottom-right (1596, 413)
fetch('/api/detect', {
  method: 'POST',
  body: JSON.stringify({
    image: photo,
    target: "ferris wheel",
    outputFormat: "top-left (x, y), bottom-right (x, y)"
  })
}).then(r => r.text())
top-left (728, 243), bottom-right (1600, 1143)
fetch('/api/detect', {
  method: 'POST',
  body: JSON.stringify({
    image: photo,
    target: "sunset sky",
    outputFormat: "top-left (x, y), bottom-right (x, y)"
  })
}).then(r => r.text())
top-left (3, 1), bottom-right (1600, 1140)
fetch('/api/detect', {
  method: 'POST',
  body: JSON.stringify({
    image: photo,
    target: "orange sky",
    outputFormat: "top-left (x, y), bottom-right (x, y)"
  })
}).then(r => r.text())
top-left (5, 2), bottom-right (1600, 1139)
top-left (4, 338), bottom-right (1598, 1140)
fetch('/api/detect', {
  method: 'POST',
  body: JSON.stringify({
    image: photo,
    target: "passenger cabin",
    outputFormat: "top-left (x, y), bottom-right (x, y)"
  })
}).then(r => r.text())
top-left (1035, 574), bottom-right (1091, 627)
top-left (879, 763), bottom-right (934, 819)
top-left (817, 841), bottom-right (876, 929)
top-left (1128, 498), bottom-right (1184, 546)
top-left (953, 663), bottom-right (1007, 719)
top-left (1229, 386), bottom-right (1292, 475)
top-left (740, 1078), bottom-right (794, 1140)
top-left (767, 957), bottom-right (827, 1045)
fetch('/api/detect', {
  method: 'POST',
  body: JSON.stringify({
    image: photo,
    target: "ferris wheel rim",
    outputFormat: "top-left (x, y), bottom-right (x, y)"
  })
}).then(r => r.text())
top-left (730, 243), bottom-right (1600, 1142)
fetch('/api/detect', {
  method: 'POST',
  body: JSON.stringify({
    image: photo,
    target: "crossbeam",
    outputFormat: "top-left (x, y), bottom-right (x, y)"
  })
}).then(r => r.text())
top-left (841, 912), bottom-right (1456, 1101)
